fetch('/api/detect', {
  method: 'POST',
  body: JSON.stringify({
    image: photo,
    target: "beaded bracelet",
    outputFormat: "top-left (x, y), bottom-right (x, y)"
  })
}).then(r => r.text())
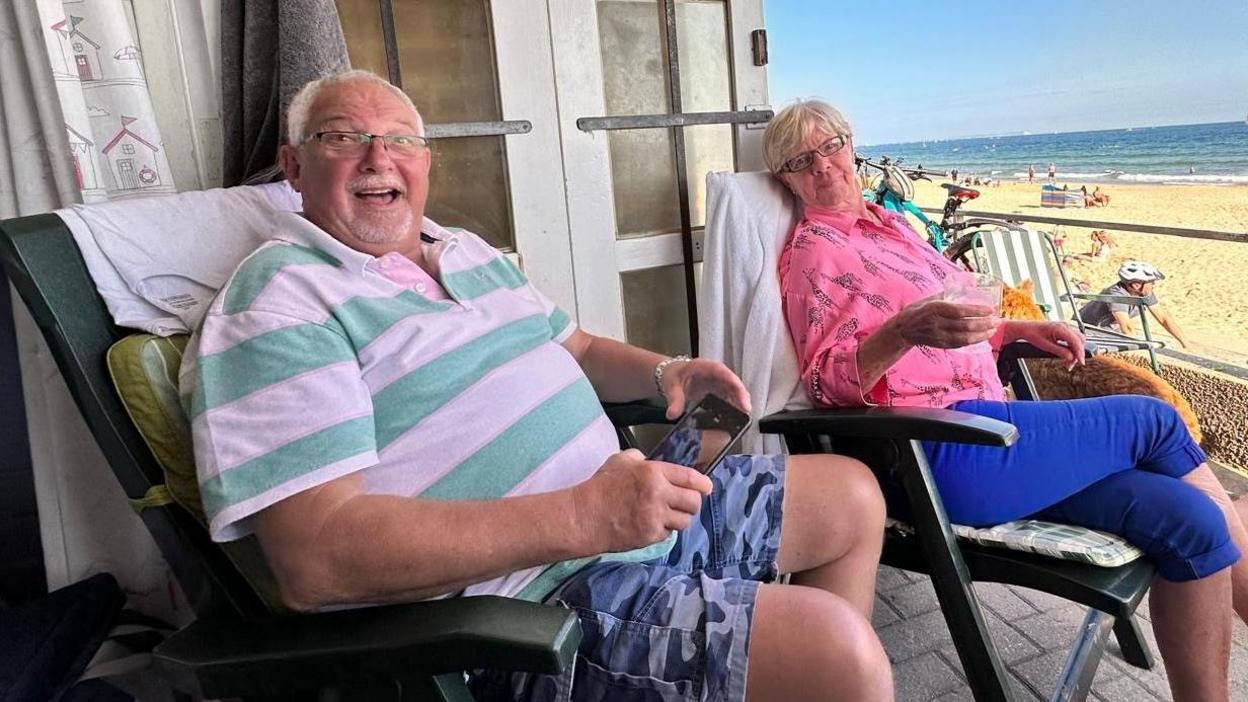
top-left (653, 354), bottom-right (692, 398)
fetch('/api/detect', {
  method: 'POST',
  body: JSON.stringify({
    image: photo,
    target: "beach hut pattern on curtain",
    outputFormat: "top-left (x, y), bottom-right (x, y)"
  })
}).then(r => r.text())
top-left (37, 0), bottom-right (175, 202)
top-left (24, 0), bottom-right (185, 627)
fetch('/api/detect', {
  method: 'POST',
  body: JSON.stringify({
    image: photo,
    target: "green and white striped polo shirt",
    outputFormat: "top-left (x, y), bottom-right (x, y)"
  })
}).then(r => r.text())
top-left (181, 213), bottom-right (674, 600)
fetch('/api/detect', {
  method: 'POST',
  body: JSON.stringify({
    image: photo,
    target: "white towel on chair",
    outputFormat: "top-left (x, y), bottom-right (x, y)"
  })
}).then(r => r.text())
top-left (57, 181), bottom-right (303, 335)
top-left (698, 171), bottom-right (811, 455)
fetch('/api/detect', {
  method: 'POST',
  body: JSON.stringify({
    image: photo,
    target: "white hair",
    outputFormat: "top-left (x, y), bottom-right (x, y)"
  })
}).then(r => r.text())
top-left (285, 70), bottom-right (424, 145)
top-left (763, 99), bottom-right (854, 174)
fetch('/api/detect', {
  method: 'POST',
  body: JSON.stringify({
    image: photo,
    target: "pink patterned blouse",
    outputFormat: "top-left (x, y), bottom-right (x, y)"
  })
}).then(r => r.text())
top-left (778, 201), bottom-right (1007, 408)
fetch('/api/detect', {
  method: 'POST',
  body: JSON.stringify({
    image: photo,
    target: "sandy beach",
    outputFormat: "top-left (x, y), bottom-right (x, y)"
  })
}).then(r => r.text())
top-left (907, 180), bottom-right (1248, 365)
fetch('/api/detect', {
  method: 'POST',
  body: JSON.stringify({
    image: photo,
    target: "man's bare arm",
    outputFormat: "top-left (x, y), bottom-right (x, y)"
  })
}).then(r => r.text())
top-left (561, 329), bottom-right (751, 417)
top-left (1111, 310), bottom-right (1136, 336)
top-left (253, 472), bottom-right (587, 609)
top-left (252, 450), bottom-right (711, 610)
top-left (561, 328), bottom-right (665, 402)
top-left (1148, 303), bottom-right (1190, 348)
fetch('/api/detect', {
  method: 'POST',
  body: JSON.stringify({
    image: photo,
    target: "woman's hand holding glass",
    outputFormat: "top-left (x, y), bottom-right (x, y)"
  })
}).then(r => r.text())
top-left (888, 298), bottom-right (998, 351)
top-left (943, 273), bottom-right (1003, 318)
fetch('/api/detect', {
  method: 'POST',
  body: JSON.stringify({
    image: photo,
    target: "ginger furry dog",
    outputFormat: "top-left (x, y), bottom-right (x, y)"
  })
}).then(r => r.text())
top-left (1001, 280), bottom-right (1204, 445)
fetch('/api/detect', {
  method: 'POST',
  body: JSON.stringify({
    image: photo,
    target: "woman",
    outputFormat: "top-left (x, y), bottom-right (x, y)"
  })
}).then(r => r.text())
top-left (765, 99), bottom-right (1247, 702)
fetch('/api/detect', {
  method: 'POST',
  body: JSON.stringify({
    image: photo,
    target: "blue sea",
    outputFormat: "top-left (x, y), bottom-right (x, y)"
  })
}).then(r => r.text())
top-left (859, 121), bottom-right (1248, 185)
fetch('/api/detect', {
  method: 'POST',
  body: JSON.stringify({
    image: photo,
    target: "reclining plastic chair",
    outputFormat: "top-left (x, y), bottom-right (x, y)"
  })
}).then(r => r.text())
top-left (0, 211), bottom-right (669, 701)
top-left (946, 226), bottom-right (1162, 374)
top-left (700, 171), bottom-right (1157, 702)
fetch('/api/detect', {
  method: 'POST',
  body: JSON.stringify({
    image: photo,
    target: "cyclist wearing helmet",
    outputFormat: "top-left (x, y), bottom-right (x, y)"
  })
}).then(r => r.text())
top-left (1078, 261), bottom-right (1190, 348)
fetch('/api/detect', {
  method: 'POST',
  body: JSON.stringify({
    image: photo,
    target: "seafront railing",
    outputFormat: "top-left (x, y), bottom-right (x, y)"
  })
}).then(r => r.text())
top-left (917, 207), bottom-right (1248, 244)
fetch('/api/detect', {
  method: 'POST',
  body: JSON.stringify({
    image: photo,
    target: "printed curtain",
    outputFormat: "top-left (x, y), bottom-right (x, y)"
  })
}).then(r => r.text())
top-left (0, 0), bottom-right (186, 628)
top-left (35, 0), bottom-right (177, 201)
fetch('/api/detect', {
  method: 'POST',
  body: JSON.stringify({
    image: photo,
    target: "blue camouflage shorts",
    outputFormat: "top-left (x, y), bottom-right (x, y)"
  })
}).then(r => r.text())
top-left (471, 453), bottom-right (787, 702)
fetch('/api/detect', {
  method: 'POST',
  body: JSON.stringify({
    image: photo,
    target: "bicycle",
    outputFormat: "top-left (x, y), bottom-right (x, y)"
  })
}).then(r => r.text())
top-left (855, 154), bottom-right (1025, 263)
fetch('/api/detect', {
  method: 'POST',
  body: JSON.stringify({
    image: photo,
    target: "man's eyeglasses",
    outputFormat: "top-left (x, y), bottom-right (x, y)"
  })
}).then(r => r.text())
top-left (780, 134), bottom-right (849, 173)
top-left (307, 131), bottom-right (430, 158)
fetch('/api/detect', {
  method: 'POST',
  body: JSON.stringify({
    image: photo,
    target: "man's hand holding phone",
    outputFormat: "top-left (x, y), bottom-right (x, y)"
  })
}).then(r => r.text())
top-left (657, 358), bottom-right (752, 421)
top-left (573, 393), bottom-right (751, 553)
top-left (647, 394), bottom-right (752, 475)
top-left (572, 449), bottom-right (712, 554)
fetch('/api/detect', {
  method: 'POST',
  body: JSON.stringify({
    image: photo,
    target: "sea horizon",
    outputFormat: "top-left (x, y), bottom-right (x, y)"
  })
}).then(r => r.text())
top-left (858, 121), bottom-right (1248, 185)
top-left (863, 119), bottom-right (1242, 146)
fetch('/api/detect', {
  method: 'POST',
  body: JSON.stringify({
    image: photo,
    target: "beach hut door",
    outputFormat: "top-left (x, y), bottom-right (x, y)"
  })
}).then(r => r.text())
top-left (547, 0), bottom-right (769, 353)
top-left (336, 0), bottom-right (767, 353)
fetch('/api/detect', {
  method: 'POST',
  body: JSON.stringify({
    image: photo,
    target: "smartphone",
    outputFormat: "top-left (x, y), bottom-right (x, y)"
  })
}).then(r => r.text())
top-left (646, 393), bottom-right (751, 475)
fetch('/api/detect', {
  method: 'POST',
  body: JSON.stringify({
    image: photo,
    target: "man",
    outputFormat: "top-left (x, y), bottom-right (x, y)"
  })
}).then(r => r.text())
top-left (1078, 260), bottom-right (1190, 348)
top-left (181, 70), bottom-right (892, 701)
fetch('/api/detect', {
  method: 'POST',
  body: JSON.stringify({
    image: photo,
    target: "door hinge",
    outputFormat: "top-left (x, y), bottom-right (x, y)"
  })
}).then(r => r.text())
top-left (751, 29), bottom-right (768, 66)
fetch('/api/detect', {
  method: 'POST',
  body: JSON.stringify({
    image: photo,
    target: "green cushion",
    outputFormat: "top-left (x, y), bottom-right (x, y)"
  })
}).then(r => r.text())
top-left (888, 517), bottom-right (1144, 568)
top-left (107, 333), bottom-right (286, 611)
top-left (106, 335), bottom-right (201, 519)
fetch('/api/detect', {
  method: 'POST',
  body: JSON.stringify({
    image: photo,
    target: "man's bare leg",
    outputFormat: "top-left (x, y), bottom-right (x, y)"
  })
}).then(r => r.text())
top-left (1182, 464), bottom-right (1248, 624)
top-left (742, 454), bottom-right (891, 700)
top-left (1139, 462), bottom-right (1241, 702)
top-left (746, 584), bottom-right (893, 701)
top-left (1149, 570), bottom-right (1232, 702)
top-left (774, 454), bottom-right (887, 618)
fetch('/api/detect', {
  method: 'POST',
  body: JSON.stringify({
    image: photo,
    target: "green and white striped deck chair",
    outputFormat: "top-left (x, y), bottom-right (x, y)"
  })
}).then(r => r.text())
top-left (963, 225), bottom-right (1163, 372)
top-left (968, 225), bottom-right (1067, 320)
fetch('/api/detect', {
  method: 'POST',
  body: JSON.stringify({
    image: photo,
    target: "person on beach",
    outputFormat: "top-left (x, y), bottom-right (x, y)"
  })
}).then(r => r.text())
top-left (1078, 261), bottom-right (1191, 349)
top-left (1047, 161), bottom-right (1056, 182)
top-left (766, 98), bottom-right (1248, 702)
top-left (1028, 163), bottom-right (1036, 183)
top-left (1051, 225), bottom-right (1067, 254)
top-left (1060, 255), bottom-right (1091, 293)
top-left (1088, 229), bottom-right (1116, 259)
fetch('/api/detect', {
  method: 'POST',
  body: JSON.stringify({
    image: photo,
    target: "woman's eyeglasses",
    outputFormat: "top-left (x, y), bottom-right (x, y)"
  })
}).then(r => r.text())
top-left (781, 134), bottom-right (849, 173)
top-left (307, 131), bottom-right (430, 158)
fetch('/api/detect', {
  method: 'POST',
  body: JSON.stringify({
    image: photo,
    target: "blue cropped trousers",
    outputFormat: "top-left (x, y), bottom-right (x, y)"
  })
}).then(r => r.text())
top-left (920, 395), bottom-right (1239, 582)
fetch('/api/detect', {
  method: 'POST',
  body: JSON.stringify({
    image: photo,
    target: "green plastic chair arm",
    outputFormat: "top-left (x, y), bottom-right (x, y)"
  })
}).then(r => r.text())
top-left (1083, 325), bottom-right (1164, 350)
top-left (601, 397), bottom-right (671, 427)
top-left (759, 406), bottom-right (1018, 447)
top-left (1067, 293), bottom-right (1148, 305)
top-left (152, 595), bottom-right (580, 699)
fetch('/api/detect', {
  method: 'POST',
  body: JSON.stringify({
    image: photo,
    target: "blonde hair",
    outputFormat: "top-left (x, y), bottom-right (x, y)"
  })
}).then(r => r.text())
top-left (763, 99), bottom-right (854, 173)
top-left (285, 69), bottom-right (424, 145)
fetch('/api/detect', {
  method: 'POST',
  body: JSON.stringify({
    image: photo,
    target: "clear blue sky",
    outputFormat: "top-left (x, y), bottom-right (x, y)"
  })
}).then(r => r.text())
top-left (764, 0), bottom-right (1248, 145)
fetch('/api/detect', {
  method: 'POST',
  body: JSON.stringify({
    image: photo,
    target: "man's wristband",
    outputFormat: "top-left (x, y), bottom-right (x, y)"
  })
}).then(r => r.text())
top-left (653, 355), bottom-right (692, 398)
